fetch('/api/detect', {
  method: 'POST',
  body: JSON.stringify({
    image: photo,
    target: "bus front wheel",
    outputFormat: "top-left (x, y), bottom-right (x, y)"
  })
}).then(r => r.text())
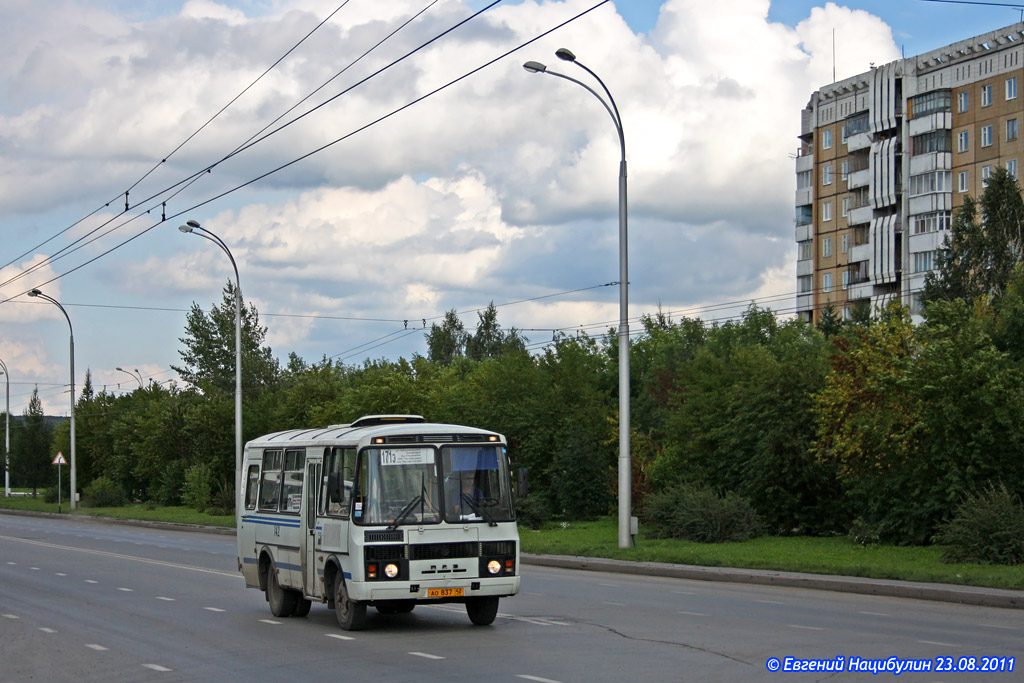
top-left (466, 596), bottom-right (499, 626)
top-left (266, 559), bottom-right (297, 617)
top-left (333, 574), bottom-right (366, 631)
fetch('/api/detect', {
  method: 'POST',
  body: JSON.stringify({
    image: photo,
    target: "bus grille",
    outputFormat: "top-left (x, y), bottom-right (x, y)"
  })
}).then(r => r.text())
top-left (364, 544), bottom-right (405, 561)
top-left (364, 530), bottom-right (403, 543)
top-left (481, 541), bottom-right (516, 556)
top-left (409, 542), bottom-right (478, 560)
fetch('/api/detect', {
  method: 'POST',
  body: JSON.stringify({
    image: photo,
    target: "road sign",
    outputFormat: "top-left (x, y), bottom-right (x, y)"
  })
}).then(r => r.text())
top-left (52, 452), bottom-right (67, 465)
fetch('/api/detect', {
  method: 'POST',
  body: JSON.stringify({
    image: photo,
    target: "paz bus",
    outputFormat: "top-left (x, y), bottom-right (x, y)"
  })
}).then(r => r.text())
top-left (237, 415), bottom-right (520, 630)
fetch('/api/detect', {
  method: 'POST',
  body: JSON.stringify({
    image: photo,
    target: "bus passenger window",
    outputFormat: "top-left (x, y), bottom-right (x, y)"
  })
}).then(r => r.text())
top-left (259, 449), bottom-right (282, 511)
top-left (244, 465), bottom-right (260, 510)
top-left (281, 449), bottom-right (305, 513)
top-left (322, 447), bottom-right (354, 517)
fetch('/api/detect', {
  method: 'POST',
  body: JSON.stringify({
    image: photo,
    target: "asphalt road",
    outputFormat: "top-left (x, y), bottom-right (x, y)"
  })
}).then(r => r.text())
top-left (1, 514), bottom-right (1021, 682)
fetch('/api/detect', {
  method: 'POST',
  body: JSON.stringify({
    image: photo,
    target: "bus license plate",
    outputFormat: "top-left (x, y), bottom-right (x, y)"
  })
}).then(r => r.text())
top-left (428, 587), bottom-right (463, 598)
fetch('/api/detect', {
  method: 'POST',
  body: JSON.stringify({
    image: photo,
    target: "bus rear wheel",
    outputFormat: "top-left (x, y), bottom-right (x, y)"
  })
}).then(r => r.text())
top-left (266, 560), bottom-right (297, 617)
top-left (292, 593), bottom-right (312, 617)
top-left (333, 574), bottom-right (366, 631)
top-left (466, 596), bottom-right (499, 626)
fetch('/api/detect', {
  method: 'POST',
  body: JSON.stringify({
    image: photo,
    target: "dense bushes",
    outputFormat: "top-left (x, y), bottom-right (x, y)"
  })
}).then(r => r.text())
top-left (936, 484), bottom-right (1024, 565)
top-left (82, 476), bottom-right (128, 508)
top-left (641, 483), bottom-right (763, 543)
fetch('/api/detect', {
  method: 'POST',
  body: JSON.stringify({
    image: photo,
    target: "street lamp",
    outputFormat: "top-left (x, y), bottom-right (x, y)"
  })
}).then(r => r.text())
top-left (179, 219), bottom-right (242, 518)
top-left (524, 48), bottom-right (632, 548)
top-left (0, 356), bottom-right (9, 497)
top-left (116, 367), bottom-right (144, 390)
top-left (27, 288), bottom-right (77, 510)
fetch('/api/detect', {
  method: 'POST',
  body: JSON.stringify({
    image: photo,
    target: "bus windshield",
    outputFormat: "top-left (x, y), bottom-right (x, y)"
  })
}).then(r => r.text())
top-left (354, 445), bottom-right (513, 526)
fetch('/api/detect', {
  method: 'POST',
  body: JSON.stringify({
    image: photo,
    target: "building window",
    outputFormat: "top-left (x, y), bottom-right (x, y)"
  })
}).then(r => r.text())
top-left (1009, 159), bottom-right (1018, 179)
top-left (841, 197), bottom-right (849, 217)
top-left (822, 165), bottom-right (833, 186)
top-left (909, 89), bottom-right (952, 119)
top-left (982, 125), bottom-right (993, 147)
top-left (1007, 76), bottom-right (1018, 100)
top-left (914, 251), bottom-right (938, 273)
top-left (822, 200), bottom-right (833, 222)
top-left (911, 211), bottom-right (952, 234)
top-left (841, 124), bottom-right (848, 143)
top-left (845, 113), bottom-right (870, 137)
top-left (798, 240), bottom-right (812, 261)
top-left (798, 275), bottom-right (813, 293)
top-left (822, 129), bottom-right (832, 150)
top-left (841, 233), bottom-right (850, 253)
top-left (822, 273), bottom-right (833, 293)
top-left (822, 237), bottom-right (833, 258)
top-left (842, 270), bottom-right (850, 290)
top-left (796, 204), bottom-right (813, 226)
top-left (958, 170), bottom-right (970, 193)
top-left (911, 130), bottom-right (952, 155)
top-left (957, 130), bottom-right (969, 153)
top-left (982, 165), bottom-right (994, 187)
top-left (1008, 118), bottom-right (1019, 142)
top-left (982, 83), bottom-right (993, 107)
top-left (909, 170), bottom-right (951, 196)
top-left (957, 90), bottom-right (969, 112)
top-left (841, 160), bottom-right (849, 180)
top-left (797, 169), bottom-right (813, 189)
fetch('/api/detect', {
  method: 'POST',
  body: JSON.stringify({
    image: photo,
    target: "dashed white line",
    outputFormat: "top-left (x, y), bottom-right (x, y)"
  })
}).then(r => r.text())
top-left (409, 652), bottom-right (445, 660)
top-left (204, 607), bottom-right (226, 612)
top-left (672, 590), bottom-right (696, 595)
top-left (2, 614), bottom-right (20, 620)
top-left (6, 562), bottom-right (16, 565)
top-left (597, 582), bottom-right (619, 587)
top-left (517, 676), bottom-right (562, 683)
top-left (142, 664), bottom-right (173, 672)
top-left (755, 600), bottom-right (784, 605)
top-left (919, 640), bottom-right (958, 647)
top-left (117, 587), bottom-right (134, 592)
top-left (602, 601), bottom-right (625, 606)
top-left (38, 627), bottom-right (57, 633)
top-left (678, 611), bottom-right (708, 617)
top-left (978, 623), bottom-right (1019, 630)
top-left (30, 567), bottom-right (40, 571)
top-left (85, 644), bottom-right (108, 651)
top-left (55, 572), bottom-right (67, 576)
top-left (859, 611), bottom-right (889, 617)
top-left (260, 619), bottom-right (282, 625)
top-left (85, 580), bottom-right (98, 584)
top-left (789, 625), bottom-right (824, 631)
top-left (156, 597), bottom-right (175, 601)
top-left (325, 633), bottom-right (354, 641)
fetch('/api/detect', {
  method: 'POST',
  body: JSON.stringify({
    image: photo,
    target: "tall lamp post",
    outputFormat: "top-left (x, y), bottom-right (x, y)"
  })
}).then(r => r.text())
top-left (0, 356), bottom-right (10, 497)
top-left (524, 48), bottom-right (632, 548)
top-left (116, 367), bottom-right (144, 390)
top-left (27, 289), bottom-right (77, 510)
top-left (179, 220), bottom-right (242, 518)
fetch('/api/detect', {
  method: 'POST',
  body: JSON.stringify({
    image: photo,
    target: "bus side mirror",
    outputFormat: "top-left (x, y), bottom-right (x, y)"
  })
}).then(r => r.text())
top-left (327, 472), bottom-right (343, 503)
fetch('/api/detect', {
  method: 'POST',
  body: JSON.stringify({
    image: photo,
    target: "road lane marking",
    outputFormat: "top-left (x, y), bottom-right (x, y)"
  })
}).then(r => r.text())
top-left (156, 597), bottom-right (175, 601)
top-left (38, 627), bottom-right (57, 633)
top-left (326, 633), bottom-right (354, 641)
top-left (2, 614), bottom-right (20, 619)
top-left (602, 601), bottom-right (625, 606)
top-left (597, 582), bottom-right (619, 587)
top-left (919, 640), bottom-right (958, 647)
top-left (679, 611), bottom-right (708, 617)
top-left (789, 625), bottom-right (824, 631)
top-left (30, 567), bottom-right (40, 571)
top-left (204, 607), bottom-right (226, 612)
top-left (142, 664), bottom-right (172, 672)
top-left (756, 600), bottom-right (784, 605)
top-left (672, 590), bottom-right (696, 595)
top-left (518, 676), bottom-right (562, 683)
top-left (0, 534), bottom-right (237, 578)
top-left (55, 572), bottom-right (67, 576)
top-left (85, 580), bottom-right (99, 584)
top-left (978, 623), bottom-right (1019, 630)
top-left (859, 611), bottom-right (889, 616)
top-left (260, 619), bottom-right (282, 625)
top-left (409, 652), bottom-right (445, 660)
top-left (117, 587), bottom-right (134, 592)
top-left (85, 644), bottom-right (108, 651)
top-left (5, 562), bottom-right (15, 565)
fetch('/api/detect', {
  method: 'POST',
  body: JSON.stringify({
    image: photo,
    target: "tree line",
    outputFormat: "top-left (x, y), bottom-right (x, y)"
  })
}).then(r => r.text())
top-left (5, 170), bottom-right (1024, 546)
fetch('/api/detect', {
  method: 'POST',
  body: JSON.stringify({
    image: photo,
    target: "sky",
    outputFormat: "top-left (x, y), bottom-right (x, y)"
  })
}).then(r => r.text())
top-left (2, 0), bottom-right (1023, 416)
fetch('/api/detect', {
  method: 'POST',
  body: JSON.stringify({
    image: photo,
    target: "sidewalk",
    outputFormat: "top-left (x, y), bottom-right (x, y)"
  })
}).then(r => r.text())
top-left (4, 508), bottom-right (1022, 609)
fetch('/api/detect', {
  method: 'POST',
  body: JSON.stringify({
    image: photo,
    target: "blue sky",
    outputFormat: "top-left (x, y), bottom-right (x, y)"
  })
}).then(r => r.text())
top-left (3, 0), bottom-right (1024, 415)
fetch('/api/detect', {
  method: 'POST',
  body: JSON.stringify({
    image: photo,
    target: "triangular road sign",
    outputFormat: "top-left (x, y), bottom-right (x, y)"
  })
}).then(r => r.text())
top-left (52, 452), bottom-right (67, 465)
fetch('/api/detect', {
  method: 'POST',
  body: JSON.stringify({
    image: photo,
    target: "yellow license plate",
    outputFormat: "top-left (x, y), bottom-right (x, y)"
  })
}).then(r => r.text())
top-left (427, 587), bottom-right (464, 598)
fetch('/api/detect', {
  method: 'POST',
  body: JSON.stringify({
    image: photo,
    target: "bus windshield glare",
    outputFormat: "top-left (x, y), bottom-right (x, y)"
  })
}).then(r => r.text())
top-left (355, 445), bottom-right (513, 526)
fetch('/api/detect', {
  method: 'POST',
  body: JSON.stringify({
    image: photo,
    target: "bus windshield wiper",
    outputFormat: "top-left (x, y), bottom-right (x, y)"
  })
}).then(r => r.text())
top-left (461, 492), bottom-right (497, 526)
top-left (387, 494), bottom-right (423, 530)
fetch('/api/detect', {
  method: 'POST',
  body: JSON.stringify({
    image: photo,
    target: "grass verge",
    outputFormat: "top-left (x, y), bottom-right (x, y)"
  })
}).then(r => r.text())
top-left (2, 498), bottom-right (1019, 591)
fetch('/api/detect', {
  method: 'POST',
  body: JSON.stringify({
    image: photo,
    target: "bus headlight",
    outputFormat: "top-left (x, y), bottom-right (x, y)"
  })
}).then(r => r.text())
top-left (384, 563), bottom-right (400, 578)
top-left (487, 560), bottom-right (502, 575)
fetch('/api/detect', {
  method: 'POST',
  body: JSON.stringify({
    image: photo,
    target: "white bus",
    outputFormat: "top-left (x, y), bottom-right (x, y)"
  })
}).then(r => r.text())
top-left (237, 415), bottom-right (520, 630)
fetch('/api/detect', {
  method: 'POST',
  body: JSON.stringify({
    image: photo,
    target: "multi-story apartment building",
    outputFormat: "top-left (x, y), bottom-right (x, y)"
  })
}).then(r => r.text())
top-left (796, 22), bottom-right (1024, 322)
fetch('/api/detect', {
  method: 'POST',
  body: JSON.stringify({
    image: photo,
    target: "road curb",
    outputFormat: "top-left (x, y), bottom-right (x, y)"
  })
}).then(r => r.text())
top-left (521, 554), bottom-right (1024, 610)
top-left (4, 508), bottom-right (1020, 609)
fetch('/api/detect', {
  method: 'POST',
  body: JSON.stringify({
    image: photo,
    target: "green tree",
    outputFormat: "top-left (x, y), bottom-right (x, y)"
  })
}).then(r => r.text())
top-left (173, 281), bottom-right (279, 395)
top-left (464, 303), bottom-right (526, 361)
top-left (923, 166), bottom-right (1024, 305)
top-left (11, 388), bottom-right (53, 496)
top-left (425, 310), bottom-right (467, 365)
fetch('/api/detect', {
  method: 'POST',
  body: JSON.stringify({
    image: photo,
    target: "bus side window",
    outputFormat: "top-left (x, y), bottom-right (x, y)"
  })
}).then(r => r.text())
top-left (281, 449), bottom-right (305, 513)
top-left (244, 465), bottom-right (260, 510)
top-left (259, 449), bottom-right (282, 511)
top-left (322, 447), bottom-right (355, 517)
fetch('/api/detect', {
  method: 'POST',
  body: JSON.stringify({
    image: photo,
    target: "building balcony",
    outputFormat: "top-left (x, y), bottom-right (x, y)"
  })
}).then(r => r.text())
top-left (848, 168), bottom-right (871, 189)
top-left (847, 131), bottom-right (872, 151)
top-left (848, 204), bottom-right (873, 226)
top-left (908, 111), bottom-right (952, 136)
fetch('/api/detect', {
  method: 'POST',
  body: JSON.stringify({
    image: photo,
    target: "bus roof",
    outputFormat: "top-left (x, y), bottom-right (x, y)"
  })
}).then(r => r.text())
top-left (244, 416), bottom-right (503, 450)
